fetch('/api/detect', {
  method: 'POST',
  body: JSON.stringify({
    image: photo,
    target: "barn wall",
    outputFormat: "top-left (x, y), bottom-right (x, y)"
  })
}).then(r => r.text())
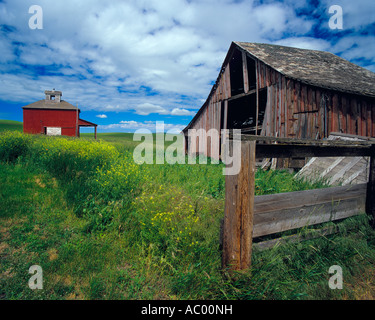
top-left (23, 109), bottom-right (79, 137)
top-left (257, 58), bottom-right (375, 140)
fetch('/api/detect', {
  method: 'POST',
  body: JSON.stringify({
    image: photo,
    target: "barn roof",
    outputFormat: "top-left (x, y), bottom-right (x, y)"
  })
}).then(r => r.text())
top-left (22, 99), bottom-right (80, 111)
top-left (235, 42), bottom-right (375, 98)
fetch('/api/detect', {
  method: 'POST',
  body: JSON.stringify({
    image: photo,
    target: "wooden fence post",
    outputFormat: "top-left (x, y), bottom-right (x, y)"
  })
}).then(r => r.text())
top-left (222, 140), bottom-right (256, 271)
top-left (367, 146), bottom-right (375, 228)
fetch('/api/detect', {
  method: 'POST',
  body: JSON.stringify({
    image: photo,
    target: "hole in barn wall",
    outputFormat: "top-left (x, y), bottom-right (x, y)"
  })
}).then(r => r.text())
top-left (227, 95), bottom-right (256, 132)
top-left (226, 89), bottom-right (267, 134)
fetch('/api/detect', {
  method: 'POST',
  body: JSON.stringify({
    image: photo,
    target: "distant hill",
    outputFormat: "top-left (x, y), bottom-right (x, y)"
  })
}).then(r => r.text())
top-left (0, 120), bottom-right (23, 132)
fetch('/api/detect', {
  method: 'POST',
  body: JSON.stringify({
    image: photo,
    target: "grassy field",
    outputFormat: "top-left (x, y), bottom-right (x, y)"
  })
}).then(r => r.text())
top-left (1, 127), bottom-right (375, 300)
top-left (0, 120), bottom-right (23, 132)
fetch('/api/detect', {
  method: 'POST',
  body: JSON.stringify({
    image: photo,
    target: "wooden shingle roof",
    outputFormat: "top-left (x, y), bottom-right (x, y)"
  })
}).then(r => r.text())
top-left (22, 100), bottom-right (80, 111)
top-left (236, 42), bottom-right (375, 98)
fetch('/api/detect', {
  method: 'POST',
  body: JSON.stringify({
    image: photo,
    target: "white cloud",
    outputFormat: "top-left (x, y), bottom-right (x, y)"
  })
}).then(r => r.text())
top-left (134, 103), bottom-right (169, 116)
top-left (100, 120), bottom-right (185, 133)
top-left (170, 108), bottom-right (195, 116)
top-left (96, 114), bottom-right (107, 118)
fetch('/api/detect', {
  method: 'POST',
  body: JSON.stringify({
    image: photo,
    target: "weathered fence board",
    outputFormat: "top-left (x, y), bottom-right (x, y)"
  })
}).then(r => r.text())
top-left (253, 183), bottom-right (367, 237)
top-left (253, 225), bottom-right (349, 251)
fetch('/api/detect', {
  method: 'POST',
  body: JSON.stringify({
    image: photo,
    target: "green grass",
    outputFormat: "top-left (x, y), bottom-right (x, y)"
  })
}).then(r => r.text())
top-left (0, 120), bottom-right (23, 132)
top-left (1, 130), bottom-right (375, 300)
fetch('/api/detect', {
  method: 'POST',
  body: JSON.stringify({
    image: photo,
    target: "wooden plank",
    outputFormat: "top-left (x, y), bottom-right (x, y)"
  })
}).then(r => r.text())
top-left (281, 75), bottom-right (286, 137)
top-left (261, 63), bottom-right (266, 88)
top-left (237, 132), bottom-right (375, 146)
top-left (252, 183), bottom-right (367, 237)
top-left (242, 51), bottom-right (249, 94)
top-left (329, 157), bottom-right (363, 184)
top-left (254, 197), bottom-right (364, 237)
top-left (255, 144), bottom-right (372, 158)
top-left (361, 101), bottom-right (366, 137)
top-left (253, 225), bottom-right (354, 251)
top-left (267, 85), bottom-right (273, 136)
top-left (327, 92), bottom-right (332, 135)
top-left (349, 98), bottom-right (357, 135)
top-left (290, 80), bottom-right (298, 138)
top-left (366, 100), bottom-right (372, 137)
top-left (300, 84), bottom-right (306, 113)
top-left (224, 65), bottom-right (231, 99)
top-left (364, 100), bottom-right (370, 137)
top-left (287, 79), bottom-right (293, 137)
top-left (223, 100), bottom-right (228, 130)
top-left (342, 160), bottom-right (369, 186)
top-left (254, 183), bottom-right (366, 213)
top-left (228, 89), bottom-right (256, 102)
top-left (311, 88), bottom-right (317, 137)
top-left (318, 90), bottom-right (325, 138)
top-left (332, 93), bottom-right (339, 133)
top-left (367, 148), bottom-right (375, 228)
top-left (274, 79), bottom-right (278, 136)
top-left (320, 157), bottom-right (345, 178)
top-left (222, 141), bottom-right (256, 271)
top-left (340, 96), bottom-right (347, 134)
top-left (260, 90), bottom-right (269, 136)
top-left (255, 61), bottom-right (259, 135)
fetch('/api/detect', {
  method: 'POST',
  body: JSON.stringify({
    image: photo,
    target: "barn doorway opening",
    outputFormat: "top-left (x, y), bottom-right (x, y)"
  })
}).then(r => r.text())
top-left (227, 95), bottom-right (256, 131)
top-left (226, 88), bottom-right (267, 134)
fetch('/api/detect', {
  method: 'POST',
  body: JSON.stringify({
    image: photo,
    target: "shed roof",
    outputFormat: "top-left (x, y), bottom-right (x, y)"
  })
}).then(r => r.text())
top-left (22, 99), bottom-right (80, 111)
top-left (78, 118), bottom-right (97, 127)
top-left (235, 42), bottom-right (375, 98)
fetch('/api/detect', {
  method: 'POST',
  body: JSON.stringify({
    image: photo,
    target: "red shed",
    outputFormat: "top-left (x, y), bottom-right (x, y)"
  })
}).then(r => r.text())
top-left (22, 90), bottom-right (97, 139)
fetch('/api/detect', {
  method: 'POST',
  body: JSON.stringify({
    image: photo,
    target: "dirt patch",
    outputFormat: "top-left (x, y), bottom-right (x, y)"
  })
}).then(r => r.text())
top-left (0, 242), bottom-right (9, 254)
top-left (344, 269), bottom-right (375, 300)
top-left (35, 177), bottom-right (46, 188)
top-left (48, 248), bottom-right (59, 261)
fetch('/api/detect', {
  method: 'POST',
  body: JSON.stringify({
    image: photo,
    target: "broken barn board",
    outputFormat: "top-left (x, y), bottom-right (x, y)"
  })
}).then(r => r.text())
top-left (296, 133), bottom-right (374, 186)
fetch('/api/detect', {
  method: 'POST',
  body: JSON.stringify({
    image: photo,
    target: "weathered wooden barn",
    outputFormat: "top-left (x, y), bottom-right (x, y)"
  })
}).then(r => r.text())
top-left (23, 90), bottom-right (97, 138)
top-left (183, 42), bottom-right (375, 159)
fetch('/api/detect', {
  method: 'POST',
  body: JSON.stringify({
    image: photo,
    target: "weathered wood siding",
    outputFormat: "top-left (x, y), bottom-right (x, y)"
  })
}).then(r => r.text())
top-left (257, 59), bottom-right (375, 139)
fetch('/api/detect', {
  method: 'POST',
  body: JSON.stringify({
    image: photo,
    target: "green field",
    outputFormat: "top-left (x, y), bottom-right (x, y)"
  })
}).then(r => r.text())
top-left (0, 120), bottom-right (23, 132)
top-left (1, 126), bottom-right (375, 300)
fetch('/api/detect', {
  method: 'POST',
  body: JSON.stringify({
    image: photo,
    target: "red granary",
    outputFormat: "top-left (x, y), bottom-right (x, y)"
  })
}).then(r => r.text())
top-left (22, 89), bottom-right (97, 139)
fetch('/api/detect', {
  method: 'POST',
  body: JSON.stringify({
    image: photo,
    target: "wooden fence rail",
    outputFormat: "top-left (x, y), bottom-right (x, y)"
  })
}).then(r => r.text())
top-left (222, 135), bottom-right (375, 271)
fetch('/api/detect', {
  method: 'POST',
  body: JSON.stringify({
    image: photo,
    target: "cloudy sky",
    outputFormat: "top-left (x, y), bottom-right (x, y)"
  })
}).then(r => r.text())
top-left (0, 0), bottom-right (374, 132)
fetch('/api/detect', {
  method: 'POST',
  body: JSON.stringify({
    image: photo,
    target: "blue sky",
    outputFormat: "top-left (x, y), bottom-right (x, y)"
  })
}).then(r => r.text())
top-left (0, 0), bottom-right (374, 133)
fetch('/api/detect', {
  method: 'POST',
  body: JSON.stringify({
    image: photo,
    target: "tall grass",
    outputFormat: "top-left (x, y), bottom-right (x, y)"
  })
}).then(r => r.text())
top-left (0, 131), bottom-right (143, 232)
